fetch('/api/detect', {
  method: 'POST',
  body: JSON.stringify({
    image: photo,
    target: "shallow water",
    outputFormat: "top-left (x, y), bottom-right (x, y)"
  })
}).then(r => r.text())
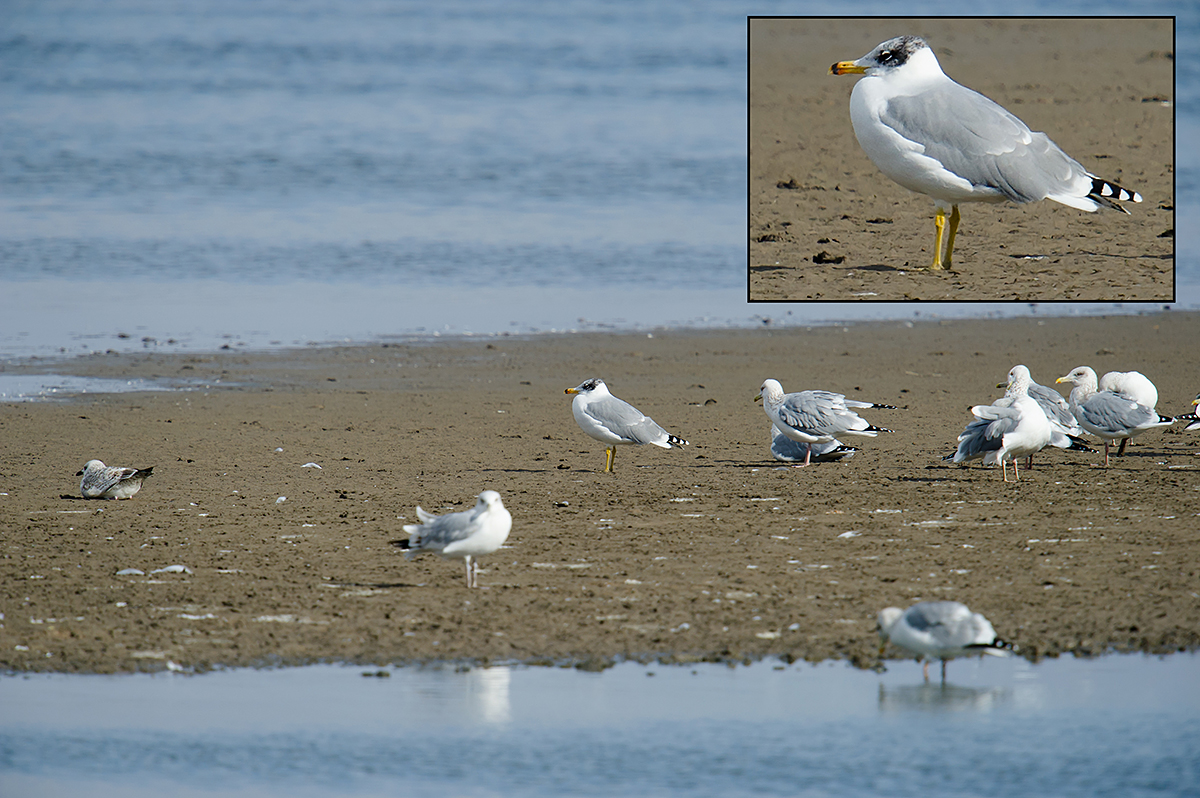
top-left (1, 654), bottom-right (1197, 797)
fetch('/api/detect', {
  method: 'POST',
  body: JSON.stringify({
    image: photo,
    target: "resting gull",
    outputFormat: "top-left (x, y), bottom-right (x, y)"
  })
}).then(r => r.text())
top-left (1056, 366), bottom-right (1174, 466)
top-left (950, 365), bottom-right (1053, 482)
top-left (565, 379), bottom-right (688, 473)
top-left (830, 36), bottom-right (1141, 270)
top-left (756, 379), bottom-right (894, 467)
top-left (1098, 370), bottom-right (1160, 454)
top-left (393, 490), bottom-right (511, 588)
top-left (877, 600), bottom-right (1014, 682)
top-left (770, 425), bottom-right (857, 464)
top-left (76, 459), bottom-right (154, 500)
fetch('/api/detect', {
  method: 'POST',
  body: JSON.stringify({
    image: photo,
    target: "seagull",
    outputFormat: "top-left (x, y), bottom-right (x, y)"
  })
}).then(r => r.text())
top-left (950, 365), bottom-right (1053, 482)
top-left (830, 35), bottom-right (1141, 270)
top-left (1056, 366), bottom-right (1174, 466)
top-left (76, 460), bottom-right (154, 499)
top-left (995, 373), bottom-right (1094, 467)
top-left (770, 426), bottom-right (857, 464)
top-left (565, 379), bottom-right (688, 473)
top-left (756, 379), bottom-right (894, 467)
top-left (393, 490), bottom-right (511, 588)
top-left (877, 600), bottom-right (1014, 682)
top-left (1177, 394), bottom-right (1200, 432)
top-left (1098, 371), bottom-right (1160, 454)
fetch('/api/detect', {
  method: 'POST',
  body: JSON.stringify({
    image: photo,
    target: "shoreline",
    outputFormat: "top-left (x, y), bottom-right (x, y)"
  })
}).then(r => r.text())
top-left (1, 312), bottom-right (1198, 674)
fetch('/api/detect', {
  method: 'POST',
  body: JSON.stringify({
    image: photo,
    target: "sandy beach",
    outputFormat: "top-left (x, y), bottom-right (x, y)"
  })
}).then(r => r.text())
top-left (1, 311), bottom-right (1197, 673)
top-left (749, 17), bottom-right (1174, 300)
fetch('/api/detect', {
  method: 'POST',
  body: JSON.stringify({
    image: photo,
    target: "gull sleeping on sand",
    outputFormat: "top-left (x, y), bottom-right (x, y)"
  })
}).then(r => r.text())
top-left (76, 459), bottom-right (153, 499)
top-left (393, 490), bottom-right (511, 588)
top-left (830, 35), bottom-right (1141, 270)
top-left (756, 379), bottom-right (895, 467)
top-left (770, 426), bottom-right (857, 464)
top-left (565, 379), bottom-right (688, 473)
top-left (877, 600), bottom-right (1014, 682)
top-left (950, 365), bottom-right (1053, 482)
top-left (1056, 366), bottom-right (1174, 466)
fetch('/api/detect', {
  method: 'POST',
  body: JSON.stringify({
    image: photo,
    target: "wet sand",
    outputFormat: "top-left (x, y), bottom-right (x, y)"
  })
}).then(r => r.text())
top-left (749, 17), bottom-right (1174, 300)
top-left (1, 311), bottom-right (1198, 673)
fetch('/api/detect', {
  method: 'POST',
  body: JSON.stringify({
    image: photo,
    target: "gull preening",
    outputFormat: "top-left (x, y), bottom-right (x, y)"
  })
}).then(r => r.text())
top-left (1056, 366), bottom-right (1174, 466)
top-left (565, 378), bottom-right (688, 473)
top-left (877, 600), bottom-right (1014, 682)
top-left (770, 426), bottom-right (857, 464)
top-left (76, 459), bottom-right (154, 500)
top-left (394, 490), bottom-right (511, 588)
top-left (830, 36), bottom-right (1141, 270)
top-left (950, 365), bottom-right (1053, 482)
top-left (1098, 370), bottom-right (1159, 411)
top-left (756, 379), bottom-right (894, 467)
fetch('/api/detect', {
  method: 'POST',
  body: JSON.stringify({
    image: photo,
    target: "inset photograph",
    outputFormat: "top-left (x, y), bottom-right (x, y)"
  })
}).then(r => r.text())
top-left (749, 17), bottom-right (1174, 301)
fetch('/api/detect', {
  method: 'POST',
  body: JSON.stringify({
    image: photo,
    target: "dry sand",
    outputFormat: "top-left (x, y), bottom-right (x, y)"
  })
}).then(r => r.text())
top-left (749, 17), bottom-right (1174, 300)
top-left (1, 311), bottom-right (1198, 674)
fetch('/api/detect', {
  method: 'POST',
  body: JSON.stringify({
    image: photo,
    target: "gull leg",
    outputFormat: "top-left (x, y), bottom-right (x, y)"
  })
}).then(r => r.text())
top-left (789, 446), bottom-right (813, 468)
top-left (930, 206), bottom-right (947, 271)
top-left (1117, 438), bottom-right (1128, 457)
top-left (940, 659), bottom-right (948, 684)
top-left (464, 556), bottom-right (474, 588)
top-left (922, 659), bottom-right (930, 682)
top-left (1013, 457), bottom-right (1020, 482)
top-left (1103, 441), bottom-right (1111, 467)
top-left (943, 205), bottom-right (960, 268)
top-left (604, 446), bottom-right (616, 473)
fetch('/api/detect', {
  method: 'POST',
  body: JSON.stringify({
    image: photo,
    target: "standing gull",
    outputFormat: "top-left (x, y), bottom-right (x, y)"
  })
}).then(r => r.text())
top-left (1099, 370), bottom-right (1160, 455)
top-left (756, 379), bottom-right (894, 467)
top-left (950, 365), bottom-right (1053, 482)
top-left (1056, 366), bottom-right (1174, 466)
top-left (830, 36), bottom-right (1141, 270)
top-left (76, 459), bottom-right (153, 499)
top-left (997, 373), bottom-right (1094, 466)
top-left (877, 601), bottom-right (1014, 682)
top-left (565, 379), bottom-right (688, 473)
top-left (393, 490), bottom-right (511, 588)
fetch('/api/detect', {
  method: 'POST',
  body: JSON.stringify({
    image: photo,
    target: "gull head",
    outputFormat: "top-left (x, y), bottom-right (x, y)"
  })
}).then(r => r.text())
top-left (756, 378), bottom-right (784, 405)
top-left (830, 35), bottom-right (934, 78)
top-left (876, 606), bottom-right (903, 654)
top-left (76, 459), bottom-right (105, 477)
top-left (1004, 365), bottom-right (1033, 396)
top-left (476, 490), bottom-right (504, 511)
top-left (1056, 366), bottom-right (1098, 390)
top-left (565, 378), bottom-right (606, 397)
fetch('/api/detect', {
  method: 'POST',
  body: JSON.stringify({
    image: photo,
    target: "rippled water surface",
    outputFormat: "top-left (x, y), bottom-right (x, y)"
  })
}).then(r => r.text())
top-left (1, 654), bottom-right (1197, 797)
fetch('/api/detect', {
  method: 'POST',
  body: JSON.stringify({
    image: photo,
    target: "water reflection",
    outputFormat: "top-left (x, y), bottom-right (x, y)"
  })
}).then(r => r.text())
top-left (467, 665), bottom-right (511, 725)
top-left (878, 682), bottom-right (1010, 713)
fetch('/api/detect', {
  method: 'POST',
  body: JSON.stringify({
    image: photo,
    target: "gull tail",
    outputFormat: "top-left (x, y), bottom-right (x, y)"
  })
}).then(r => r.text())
top-left (966, 636), bottom-right (1017, 657)
top-left (1065, 435), bottom-right (1096, 453)
top-left (667, 434), bottom-right (689, 448)
top-left (1086, 177), bottom-right (1142, 214)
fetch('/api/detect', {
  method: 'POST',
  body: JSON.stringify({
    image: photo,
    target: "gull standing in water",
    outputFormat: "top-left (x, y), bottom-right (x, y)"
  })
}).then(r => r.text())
top-left (830, 36), bottom-right (1141, 270)
top-left (950, 365), bottom-right (1053, 482)
top-left (394, 490), bottom-right (511, 588)
top-left (1056, 366), bottom-right (1174, 466)
top-left (565, 379), bottom-right (688, 473)
top-left (877, 601), bottom-right (1014, 682)
top-left (76, 459), bottom-right (154, 499)
top-left (756, 379), bottom-right (894, 467)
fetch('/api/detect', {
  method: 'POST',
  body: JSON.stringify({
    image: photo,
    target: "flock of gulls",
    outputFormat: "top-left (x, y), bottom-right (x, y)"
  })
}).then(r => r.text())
top-left (74, 363), bottom-right (1196, 681)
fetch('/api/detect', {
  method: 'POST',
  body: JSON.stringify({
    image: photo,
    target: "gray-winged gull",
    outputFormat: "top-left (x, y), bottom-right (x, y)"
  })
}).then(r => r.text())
top-left (950, 365), bottom-right (1053, 482)
top-left (1056, 366), bottom-right (1174, 466)
top-left (565, 378), bottom-right (688, 473)
top-left (76, 459), bottom-right (154, 500)
top-left (394, 490), bottom-right (512, 588)
top-left (877, 600), bottom-right (1014, 682)
top-left (830, 36), bottom-right (1141, 270)
top-left (756, 379), bottom-right (894, 467)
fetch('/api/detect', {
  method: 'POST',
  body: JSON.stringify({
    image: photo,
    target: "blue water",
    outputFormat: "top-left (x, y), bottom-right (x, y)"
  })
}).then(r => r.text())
top-left (1, 655), bottom-right (1197, 797)
top-left (0, 0), bottom-right (1193, 359)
